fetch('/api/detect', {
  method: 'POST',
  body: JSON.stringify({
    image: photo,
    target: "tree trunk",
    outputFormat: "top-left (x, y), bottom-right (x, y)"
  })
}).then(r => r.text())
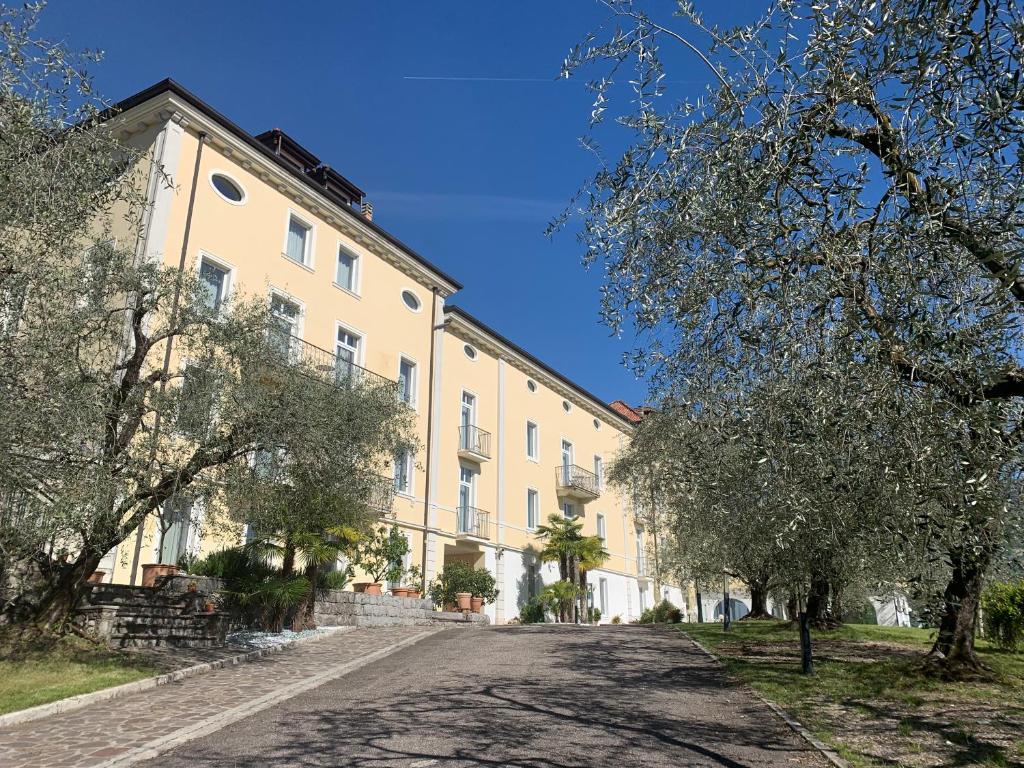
top-left (291, 562), bottom-right (318, 632)
top-left (25, 550), bottom-right (103, 631)
top-left (695, 585), bottom-right (704, 622)
top-left (579, 570), bottom-right (589, 624)
top-left (744, 580), bottom-right (773, 620)
top-left (786, 594), bottom-right (799, 622)
top-left (266, 536), bottom-right (296, 632)
top-left (805, 577), bottom-right (838, 628)
top-left (930, 551), bottom-right (987, 672)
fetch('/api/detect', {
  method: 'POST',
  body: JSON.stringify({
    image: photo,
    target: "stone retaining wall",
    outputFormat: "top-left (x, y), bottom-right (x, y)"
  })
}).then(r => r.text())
top-left (315, 590), bottom-right (489, 628)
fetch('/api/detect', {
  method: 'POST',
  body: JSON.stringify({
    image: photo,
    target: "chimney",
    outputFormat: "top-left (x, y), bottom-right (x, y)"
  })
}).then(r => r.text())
top-left (361, 200), bottom-right (374, 222)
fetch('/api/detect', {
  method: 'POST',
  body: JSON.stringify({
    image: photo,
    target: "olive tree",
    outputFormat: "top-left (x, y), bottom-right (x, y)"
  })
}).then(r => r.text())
top-left (0, 5), bottom-right (413, 631)
top-left (562, 0), bottom-right (1024, 671)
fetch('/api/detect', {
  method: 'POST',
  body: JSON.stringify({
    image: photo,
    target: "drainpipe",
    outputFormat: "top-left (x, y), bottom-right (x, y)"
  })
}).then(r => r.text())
top-left (420, 287), bottom-right (442, 580)
top-left (128, 131), bottom-right (207, 584)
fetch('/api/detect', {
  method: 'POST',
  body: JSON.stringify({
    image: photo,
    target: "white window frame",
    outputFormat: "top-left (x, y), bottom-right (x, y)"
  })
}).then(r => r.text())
top-left (208, 169), bottom-right (247, 206)
top-left (594, 455), bottom-right (604, 489)
top-left (196, 251), bottom-right (234, 313)
top-left (527, 487), bottom-right (540, 530)
top-left (282, 209), bottom-right (316, 269)
top-left (562, 500), bottom-right (575, 519)
top-left (394, 450), bottom-right (414, 497)
top-left (397, 355), bottom-right (418, 409)
top-left (334, 240), bottom-right (360, 295)
top-left (597, 513), bottom-right (606, 544)
top-left (526, 421), bottom-right (539, 462)
top-left (599, 577), bottom-right (609, 616)
top-left (334, 320), bottom-right (366, 366)
top-left (399, 287), bottom-right (423, 313)
top-left (268, 289), bottom-right (305, 352)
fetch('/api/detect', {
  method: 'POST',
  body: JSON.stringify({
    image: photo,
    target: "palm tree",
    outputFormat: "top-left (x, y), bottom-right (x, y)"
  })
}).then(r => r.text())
top-left (535, 513), bottom-right (608, 623)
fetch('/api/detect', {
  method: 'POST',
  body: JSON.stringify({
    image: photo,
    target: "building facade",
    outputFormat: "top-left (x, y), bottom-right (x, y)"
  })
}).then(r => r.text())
top-left (99, 79), bottom-right (684, 623)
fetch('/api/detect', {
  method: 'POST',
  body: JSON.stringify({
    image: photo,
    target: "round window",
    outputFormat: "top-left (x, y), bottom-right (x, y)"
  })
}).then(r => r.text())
top-left (527, 379), bottom-right (537, 393)
top-left (210, 172), bottom-right (245, 203)
top-left (464, 344), bottom-right (477, 360)
top-left (593, 418), bottom-right (601, 430)
top-left (401, 289), bottom-right (422, 312)
top-left (562, 400), bottom-right (572, 413)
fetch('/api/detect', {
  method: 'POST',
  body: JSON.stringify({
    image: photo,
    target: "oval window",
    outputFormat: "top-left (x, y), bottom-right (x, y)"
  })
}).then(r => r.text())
top-left (593, 418), bottom-right (601, 430)
top-left (211, 173), bottom-right (245, 203)
top-left (527, 379), bottom-right (537, 393)
top-left (401, 289), bottom-right (421, 312)
top-left (464, 344), bottom-right (477, 360)
top-left (562, 400), bottom-right (572, 413)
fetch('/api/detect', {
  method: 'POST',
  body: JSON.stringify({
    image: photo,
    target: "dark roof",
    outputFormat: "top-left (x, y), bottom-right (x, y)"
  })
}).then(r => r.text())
top-left (105, 78), bottom-right (462, 291)
top-left (444, 305), bottom-right (638, 429)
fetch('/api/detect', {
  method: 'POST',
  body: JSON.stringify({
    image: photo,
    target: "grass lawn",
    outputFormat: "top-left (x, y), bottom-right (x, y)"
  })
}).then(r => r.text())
top-left (0, 633), bottom-right (156, 716)
top-left (683, 621), bottom-right (1024, 767)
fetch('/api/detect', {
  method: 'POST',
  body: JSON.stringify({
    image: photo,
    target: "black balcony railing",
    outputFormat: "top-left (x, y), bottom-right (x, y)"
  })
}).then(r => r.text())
top-left (368, 473), bottom-right (396, 517)
top-left (458, 425), bottom-right (491, 458)
top-left (456, 506), bottom-right (490, 539)
top-left (555, 463), bottom-right (601, 497)
top-left (266, 332), bottom-right (397, 392)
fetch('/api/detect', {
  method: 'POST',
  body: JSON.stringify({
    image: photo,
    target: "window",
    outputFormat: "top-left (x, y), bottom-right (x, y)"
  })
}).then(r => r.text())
top-left (562, 400), bottom-right (572, 413)
top-left (398, 358), bottom-right (417, 407)
top-left (527, 379), bottom-right (537, 393)
top-left (460, 392), bottom-right (476, 450)
top-left (458, 465), bottom-right (476, 534)
top-left (593, 418), bottom-right (601, 430)
top-left (269, 295), bottom-right (300, 359)
top-left (527, 562), bottom-right (540, 599)
top-left (210, 172), bottom-right (245, 204)
top-left (599, 577), bottom-right (609, 616)
top-left (594, 455), bottom-right (604, 489)
top-left (561, 439), bottom-right (574, 483)
top-left (527, 489), bottom-right (539, 530)
top-left (158, 497), bottom-right (193, 565)
top-left (394, 450), bottom-right (412, 495)
top-left (336, 246), bottom-right (357, 291)
top-left (562, 500), bottom-right (575, 519)
top-left (526, 421), bottom-right (539, 460)
top-left (335, 326), bottom-right (362, 381)
top-left (401, 289), bottom-right (421, 312)
top-left (597, 513), bottom-right (606, 544)
top-left (464, 344), bottom-right (477, 360)
top-left (199, 258), bottom-right (229, 311)
top-left (284, 214), bottom-right (311, 265)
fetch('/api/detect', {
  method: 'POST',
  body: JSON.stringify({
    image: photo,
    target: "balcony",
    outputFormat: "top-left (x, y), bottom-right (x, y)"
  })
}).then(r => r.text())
top-left (457, 425), bottom-right (491, 463)
top-left (455, 506), bottom-right (490, 541)
top-left (264, 332), bottom-right (397, 392)
top-left (368, 473), bottom-right (396, 518)
top-left (554, 464), bottom-right (601, 503)
top-left (637, 554), bottom-right (656, 582)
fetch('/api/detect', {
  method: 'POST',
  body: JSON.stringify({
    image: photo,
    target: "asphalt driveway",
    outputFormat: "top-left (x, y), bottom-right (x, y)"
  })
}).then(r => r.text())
top-left (141, 624), bottom-right (827, 767)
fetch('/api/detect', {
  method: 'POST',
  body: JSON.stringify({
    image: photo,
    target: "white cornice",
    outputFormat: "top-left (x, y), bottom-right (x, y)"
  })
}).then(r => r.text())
top-left (445, 314), bottom-right (635, 434)
top-left (107, 93), bottom-right (461, 298)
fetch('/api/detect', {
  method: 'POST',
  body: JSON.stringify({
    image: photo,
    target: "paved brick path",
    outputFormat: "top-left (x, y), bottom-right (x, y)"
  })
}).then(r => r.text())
top-left (0, 625), bottom-right (439, 768)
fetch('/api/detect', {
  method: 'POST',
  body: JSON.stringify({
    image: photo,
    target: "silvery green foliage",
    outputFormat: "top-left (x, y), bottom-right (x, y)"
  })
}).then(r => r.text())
top-left (0, 4), bottom-right (414, 625)
top-left (566, 0), bottom-right (1023, 655)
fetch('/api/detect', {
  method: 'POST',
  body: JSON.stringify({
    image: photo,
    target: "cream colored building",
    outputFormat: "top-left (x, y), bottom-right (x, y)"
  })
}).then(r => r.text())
top-left (98, 79), bottom-right (683, 623)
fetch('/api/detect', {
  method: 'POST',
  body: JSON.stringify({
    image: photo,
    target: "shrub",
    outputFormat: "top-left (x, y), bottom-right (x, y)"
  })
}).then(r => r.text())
top-left (589, 607), bottom-right (602, 623)
top-left (638, 608), bottom-right (654, 624)
top-left (467, 567), bottom-right (499, 604)
top-left (428, 561), bottom-right (476, 608)
top-left (319, 570), bottom-right (350, 591)
top-left (540, 580), bottom-right (579, 621)
top-left (611, 614), bottom-right (622, 625)
top-left (353, 525), bottom-right (409, 585)
top-left (652, 599), bottom-right (682, 624)
top-left (982, 580), bottom-right (1024, 651)
top-left (519, 598), bottom-right (546, 624)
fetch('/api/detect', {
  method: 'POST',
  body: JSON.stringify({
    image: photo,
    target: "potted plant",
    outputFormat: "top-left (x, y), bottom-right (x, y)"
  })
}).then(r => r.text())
top-left (405, 565), bottom-right (424, 599)
top-left (87, 570), bottom-right (106, 584)
top-left (468, 567), bottom-right (498, 614)
top-left (456, 591), bottom-right (473, 611)
top-left (428, 561), bottom-right (475, 611)
top-left (353, 525), bottom-right (409, 597)
top-left (141, 562), bottom-right (178, 587)
top-left (392, 586), bottom-right (410, 598)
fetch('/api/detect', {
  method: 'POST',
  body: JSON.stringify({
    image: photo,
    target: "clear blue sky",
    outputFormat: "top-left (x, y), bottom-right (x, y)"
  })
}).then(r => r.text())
top-left (41, 1), bottom-right (764, 408)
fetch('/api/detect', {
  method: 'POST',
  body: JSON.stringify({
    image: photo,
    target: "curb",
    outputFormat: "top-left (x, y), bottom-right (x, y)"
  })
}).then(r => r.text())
top-left (0, 626), bottom-right (354, 730)
top-left (681, 631), bottom-right (850, 768)
top-left (97, 627), bottom-right (441, 767)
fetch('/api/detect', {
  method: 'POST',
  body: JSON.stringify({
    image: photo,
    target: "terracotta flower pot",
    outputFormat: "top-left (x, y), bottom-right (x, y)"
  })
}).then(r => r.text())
top-left (407, 590), bottom-right (421, 600)
top-left (364, 583), bottom-right (383, 596)
top-left (456, 592), bottom-right (473, 611)
top-left (203, 600), bottom-right (216, 613)
top-left (141, 563), bottom-right (178, 588)
top-left (87, 570), bottom-right (105, 584)
top-left (392, 587), bottom-right (410, 598)
top-left (471, 596), bottom-right (484, 613)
